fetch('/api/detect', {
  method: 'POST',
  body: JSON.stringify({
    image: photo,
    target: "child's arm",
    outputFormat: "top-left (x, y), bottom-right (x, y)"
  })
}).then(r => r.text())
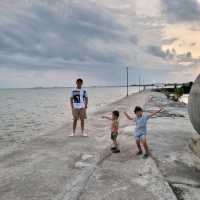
top-left (149, 108), bottom-right (164, 118)
top-left (124, 112), bottom-right (134, 120)
top-left (102, 116), bottom-right (112, 120)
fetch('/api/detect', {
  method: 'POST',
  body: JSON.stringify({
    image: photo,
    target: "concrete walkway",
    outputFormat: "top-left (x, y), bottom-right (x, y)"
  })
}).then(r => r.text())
top-left (145, 93), bottom-right (200, 200)
top-left (0, 91), bottom-right (199, 200)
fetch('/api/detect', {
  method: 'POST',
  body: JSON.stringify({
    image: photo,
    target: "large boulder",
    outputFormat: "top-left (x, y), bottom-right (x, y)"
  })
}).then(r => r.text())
top-left (188, 74), bottom-right (200, 134)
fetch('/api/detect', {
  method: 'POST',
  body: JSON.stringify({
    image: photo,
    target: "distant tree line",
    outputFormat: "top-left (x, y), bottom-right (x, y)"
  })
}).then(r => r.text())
top-left (153, 82), bottom-right (193, 101)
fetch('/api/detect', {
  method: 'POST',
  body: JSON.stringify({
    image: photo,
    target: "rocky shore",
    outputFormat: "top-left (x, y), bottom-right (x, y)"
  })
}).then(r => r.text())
top-left (0, 91), bottom-right (199, 200)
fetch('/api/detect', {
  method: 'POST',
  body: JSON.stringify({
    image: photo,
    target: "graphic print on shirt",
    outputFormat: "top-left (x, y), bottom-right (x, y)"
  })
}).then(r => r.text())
top-left (72, 90), bottom-right (86, 103)
top-left (73, 91), bottom-right (81, 103)
top-left (71, 89), bottom-right (88, 109)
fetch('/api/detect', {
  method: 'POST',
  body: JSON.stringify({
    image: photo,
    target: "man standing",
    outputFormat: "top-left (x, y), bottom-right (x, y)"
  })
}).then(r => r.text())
top-left (70, 78), bottom-right (88, 136)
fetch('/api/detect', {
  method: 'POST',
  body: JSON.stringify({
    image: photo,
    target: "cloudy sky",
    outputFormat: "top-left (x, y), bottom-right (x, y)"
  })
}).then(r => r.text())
top-left (0, 0), bottom-right (200, 88)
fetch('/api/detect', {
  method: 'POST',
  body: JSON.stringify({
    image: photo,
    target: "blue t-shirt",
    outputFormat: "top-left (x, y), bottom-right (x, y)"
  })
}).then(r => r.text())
top-left (134, 114), bottom-right (150, 136)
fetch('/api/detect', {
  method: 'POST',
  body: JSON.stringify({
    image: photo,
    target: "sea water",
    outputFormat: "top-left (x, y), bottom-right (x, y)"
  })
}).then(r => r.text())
top-left (0, 87), bottom-right (138, 149)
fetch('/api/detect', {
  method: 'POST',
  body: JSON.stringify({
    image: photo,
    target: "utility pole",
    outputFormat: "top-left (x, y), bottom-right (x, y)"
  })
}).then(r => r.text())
top-left (139, 75), bottom-right (141, 92)
top-left (126, 67), bottom-right (129, 97)
top-left (143, 77), bottom-right (145, 91)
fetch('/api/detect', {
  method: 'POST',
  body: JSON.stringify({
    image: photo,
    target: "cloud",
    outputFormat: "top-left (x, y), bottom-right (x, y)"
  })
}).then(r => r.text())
top-left (162, 37), bottom-right (178, 45)
top-left (146, 44), bottom-right (200, 67)
top-left (147, 45), bottom-right (167, 58)
top-left (0, 0), bottom-right (131, 68)
top-left (1, 0), bottom-right (157, 87)
top-left (0, 0), bottom-right (200, 87)
top-left (146, 45), bottom-right (177, 60)
top-left (161, 0), bottom-right (200, 23)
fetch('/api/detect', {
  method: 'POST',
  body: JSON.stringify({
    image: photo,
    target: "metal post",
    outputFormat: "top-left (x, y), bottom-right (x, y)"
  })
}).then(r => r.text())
top-left (139, 76), bottom-right (141, 92)
top-left (126, 67), bottom-right (129, 97)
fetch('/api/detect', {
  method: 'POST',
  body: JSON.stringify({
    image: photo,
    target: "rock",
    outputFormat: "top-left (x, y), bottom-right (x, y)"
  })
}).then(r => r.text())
top-left (188, 74), bottom-right (200, 135)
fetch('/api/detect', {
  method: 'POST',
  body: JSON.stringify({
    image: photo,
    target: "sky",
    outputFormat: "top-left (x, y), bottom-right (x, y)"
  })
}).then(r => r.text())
top-left (0, 0), bottom-right (200, 88)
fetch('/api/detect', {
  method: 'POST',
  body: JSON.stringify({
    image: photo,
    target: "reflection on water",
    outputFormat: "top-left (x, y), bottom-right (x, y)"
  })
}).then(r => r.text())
top-left (0, 87), bottom-right (138, 149)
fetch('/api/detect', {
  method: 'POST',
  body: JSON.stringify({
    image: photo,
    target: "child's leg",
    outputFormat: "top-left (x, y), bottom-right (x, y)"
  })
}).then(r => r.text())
top-left (135, 137), bottom-right (142, 153)
top-left (112, 139), bottom-right (120, 153)
top-left (141, 135), bottom-right (149, 155)
top-left (113, 139), bottom-right (118, 148)
top-left (111, 133), bottom-right (118, 148)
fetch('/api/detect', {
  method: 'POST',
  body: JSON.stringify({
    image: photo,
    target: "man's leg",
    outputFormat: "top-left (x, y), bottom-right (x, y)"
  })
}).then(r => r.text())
top-left (71, 119), bottom-right (77, 136)
top-left (70, 109), bottom-right (78, 136)
top-left (80, 109), bottom-right (87, 136)
top-left (80, 118), bottom-right (85, 134)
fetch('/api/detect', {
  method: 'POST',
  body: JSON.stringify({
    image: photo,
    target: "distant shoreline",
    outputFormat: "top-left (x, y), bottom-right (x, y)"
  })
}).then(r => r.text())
top-left (0, 85), bottom-right (139, 90)
top-left (0, 81), bottom-right (192, 90)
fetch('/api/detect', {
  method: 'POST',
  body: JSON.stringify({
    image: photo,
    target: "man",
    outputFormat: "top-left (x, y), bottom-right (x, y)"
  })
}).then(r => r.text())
top-left (70, 78), bottom-right (88, 136)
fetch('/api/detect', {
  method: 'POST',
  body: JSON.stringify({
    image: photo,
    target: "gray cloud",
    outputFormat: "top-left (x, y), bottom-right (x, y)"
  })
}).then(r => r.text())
top-left (147, 44), bottom-right (200, 68)
top-left (162, 37), bottom-right (178, 45)
top-left (147, 45), bottom-right (178, 62)
top-left (0, 0), bottom-right (199, 87)
top-left (147, 45), bottom-right (168, 58)
top-left (161, 0), bottom-right (200, 22)
top-left (0, 0), bottom-right (132, 71)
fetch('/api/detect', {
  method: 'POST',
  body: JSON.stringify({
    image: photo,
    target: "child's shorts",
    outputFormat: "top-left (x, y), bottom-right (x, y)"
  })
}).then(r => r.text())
top-left (135, 134), bottom-right (146, 141)
top-left (111, 132), bottom-right (118, 141)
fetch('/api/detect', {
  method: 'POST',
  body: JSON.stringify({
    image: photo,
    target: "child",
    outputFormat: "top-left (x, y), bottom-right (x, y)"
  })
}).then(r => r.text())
top-left (124, 106), bottom-right (163, 159)
top-left (102, 111), bottom-right (120, 153)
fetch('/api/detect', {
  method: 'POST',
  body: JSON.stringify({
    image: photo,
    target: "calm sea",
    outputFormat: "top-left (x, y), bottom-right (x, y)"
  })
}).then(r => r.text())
top-left (0, 87), bottom-right (138, 149)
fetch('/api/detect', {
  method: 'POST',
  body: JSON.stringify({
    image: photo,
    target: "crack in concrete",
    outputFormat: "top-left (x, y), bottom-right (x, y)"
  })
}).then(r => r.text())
top-left (57, 149), bottom-right (113, 200)
top-left (76, 151), bottom-right (113, 200)
top-left (168, 183), bottom-right (185, 200)
top-left (169, 181), bottom-right (200, 189)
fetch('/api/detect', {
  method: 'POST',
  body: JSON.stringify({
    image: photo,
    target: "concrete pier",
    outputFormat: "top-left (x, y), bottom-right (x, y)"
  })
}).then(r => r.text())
top-left (0, 91), bottom-right (199, 200)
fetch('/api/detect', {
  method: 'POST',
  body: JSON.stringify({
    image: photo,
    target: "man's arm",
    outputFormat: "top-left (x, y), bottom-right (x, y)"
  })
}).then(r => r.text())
top-left (85, 97), bottom-right (88, 109)
top-left (149, 108), bottom-right (164, 118)
top-left (124, 112), bottom-right (134, 120)
top-left (70, 97), bottom-right (74, 110)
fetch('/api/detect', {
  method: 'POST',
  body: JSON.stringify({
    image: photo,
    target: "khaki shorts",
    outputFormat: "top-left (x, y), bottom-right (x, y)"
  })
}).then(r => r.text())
top-left (72, 108), bottom-right (87, 120)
